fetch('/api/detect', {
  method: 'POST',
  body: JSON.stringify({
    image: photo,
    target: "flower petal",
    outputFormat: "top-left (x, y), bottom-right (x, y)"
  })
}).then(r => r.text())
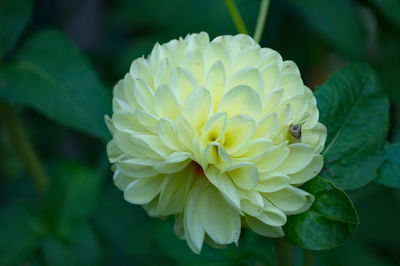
top-left (170, 67), bottom-right (197, 104)
top-left (234, 138), bottom-right (273, 159)
top-left (117, 157), bottom-right (158, 178)
top-left (302, 122), bottom-right (327, 153)
top-left (154, 152), bottom-right (191, 174)
top-left (204, 42), bottom-right (230, 71)
top-left (113, 170), bottom-right (134, 190)
top-left (265, 185), bottom-right (314, 215)
top-left (199, 183), bottom-right (241, 245)
top-left (183, 87), bottom-right (212, 132)
top-left (175, 115), bottom-right (197, 151)
top-left (154, 84), bottom-right (181, 119)
top-left (226, 163), bottom-right (259, 190)
top-left (273, 143), bottom-right (314, 174)
top-left (205, 166), bottom-right (241, 210)
top-left (245, 216), bottom-right (284, 237)
top-left (227, 67), bottom-right (263, 93)
top-left (256, 174), bottom-right (290, 193)
top-left (157, 118), bottom-right (181, 150)
top-left (256, 143), bottom-right (289, 172)
top-left (201, 112), bottom-right (227, 145)
top-left (206, 61), bottom-right (226, 111)
top-left (254, 113), bottom-right (278, 139)
top-left (261, 63), bottom-right (279, 91)
top-left (157, 170), bottom-right (194, 216)
top-left (218, 85), bottom-right (262, 117)
top-left (181, 50), bottom-right (204, 83)
top-left (224, 115), bottom-right (255, 154)
top-left (289, 154), bottom-right (323, 184)
top-left (124, 175), bottom-right (164, 204)
top-left (184, 179), bottom-right (207, 253)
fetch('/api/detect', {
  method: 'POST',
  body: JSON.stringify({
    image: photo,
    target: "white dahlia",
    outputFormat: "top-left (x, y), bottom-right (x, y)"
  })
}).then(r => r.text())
top-left (106, 32), bottom-right (327, 253)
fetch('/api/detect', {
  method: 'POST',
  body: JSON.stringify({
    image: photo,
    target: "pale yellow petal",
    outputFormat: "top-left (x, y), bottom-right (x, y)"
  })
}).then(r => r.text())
top-left (157, 118), bottom-right (181, 150)
top-left (302, 122), bottom-right (327, 153)
top-left (157, 170), bottom-right (194, 216)
top-left (234, 138), bottom-right (273, 159)
top-left (117, 157), bottom-right (158, 178)
top-left (124, 175), bottom-right (164, 204)
top-left (245, 216), bottom-right (284, 237)
top-left (273, 143), bottom-right (314, 174)
top-left (154, 152), bottom-right (191, 174)
top-left (261, 63), bottom-right (279, 91)
top-left (256, 143), bottom-right (289, 172)
top-left (175, 115), bottom-right (197, 151)
top-left (227, 67), bottom-right (263, 93)
top-left (218, 85), bottom-right (262, 117)
top-left (224, 115), bottom-right (255, 154)
top-left (183, 87), bottom-right (212, 132)
top-left (289, 154), bottom-right (323, 184)
top-left (154, 57), bottom-right (173, 89)
top-left (254, 113), bottom-right (278, 139)
top-left (199, 183), bottom-right (241, 245)
top-left (170, 67), bottom-right (197, 104)
top-left (113, 170), bottom-right (134, 190)
top-left (184, 179), bottom-right (207, 253)
top-left (204, 42), bottom-right (230, 71)
top-left (265, 185), bottom-right (314, 215)
top-left (226, 163), bottom-right (259, 190)
top-left (256, 174), bottom-right (290, 193)
top-left (205, 166), bottom-right (241, 210)
top-left (181, 50), bottom-right (204, 83)
top-left (206, 61), bottom-right (226, 110)
top-left (154, 85), bottom-right (181, 119)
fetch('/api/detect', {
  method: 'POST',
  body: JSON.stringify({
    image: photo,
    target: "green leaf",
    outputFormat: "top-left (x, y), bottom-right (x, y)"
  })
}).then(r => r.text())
top-left (316, 63), bottom-right (389, 189)
top-left (41, 223), bottom-right (102, 266)
top-left (41, 236), bottom-right (75, 266)
top-left (0, 203), bottom-right (41, 266)
top-left (94, 186), bottom-right (156, 262)
top-left (284, 176), bottom-right (358, 250)
top-left (283, 0), bottom-right (364, 57)
top-left (0, 29), bottom-right (111, 141)
top-left (43, 161), bottom-right (102, 225)
top-left (376, 143), bottom-right (400, 189)
top-left (0, 0), bottom-right (32, 57)
top-left (367, 0), bottom-right (400, 30)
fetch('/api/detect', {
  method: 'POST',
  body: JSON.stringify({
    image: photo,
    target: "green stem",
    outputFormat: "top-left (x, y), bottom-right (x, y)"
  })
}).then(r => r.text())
top-left (276, 238), bottom-right (295, 266)
top-left (223, 0), bottom-right (249, 34)
top-left (253, 0), bottom-right (271, 43)
top-left (304, 249), bottom-right (313, 266)
top-left (0, 101), bottom-right (49, 195)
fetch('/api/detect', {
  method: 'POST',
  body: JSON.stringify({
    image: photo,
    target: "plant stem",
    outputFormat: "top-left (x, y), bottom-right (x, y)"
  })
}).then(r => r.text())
top-left (0, 101), bottom-right (49, 195)
top-left (304, 249), bottom-right (313, 266)
top-left (253, 0), bottom-right (271, 43)
top-left (223, 0), bottom-right (249, 34)
top-left (276, 238), bottom-right (295, 266)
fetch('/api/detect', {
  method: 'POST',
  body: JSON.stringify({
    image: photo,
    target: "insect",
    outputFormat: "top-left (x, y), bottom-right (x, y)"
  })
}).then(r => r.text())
top-left (289, 124), bottom-right (302, 141)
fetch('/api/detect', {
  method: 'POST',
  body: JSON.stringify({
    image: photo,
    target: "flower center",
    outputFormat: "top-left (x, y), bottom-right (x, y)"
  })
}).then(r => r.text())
top-left (191, 161), bottom-right (205, 176)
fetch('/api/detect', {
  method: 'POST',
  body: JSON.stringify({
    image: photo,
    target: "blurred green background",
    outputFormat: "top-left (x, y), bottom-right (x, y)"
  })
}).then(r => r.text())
top-left (0, 0), bottom-right (400, 265)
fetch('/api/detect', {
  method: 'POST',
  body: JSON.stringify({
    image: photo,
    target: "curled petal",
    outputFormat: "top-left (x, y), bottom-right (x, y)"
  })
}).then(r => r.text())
top-left (289, 154), bottom-right (323, 184)
top-left (265, 185), bottom-right (314, 215)
top-left (245, 216), bottom-right (284, 237)
top-left (124, 175), bottom-right (164, 204)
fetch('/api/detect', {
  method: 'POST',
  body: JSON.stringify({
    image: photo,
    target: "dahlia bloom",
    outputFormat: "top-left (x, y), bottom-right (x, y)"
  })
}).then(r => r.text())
top-left (106, 32), bottom-right (327, 253)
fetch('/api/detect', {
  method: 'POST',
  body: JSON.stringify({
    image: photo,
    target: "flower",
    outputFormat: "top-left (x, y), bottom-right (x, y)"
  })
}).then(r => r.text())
top-left (106, 32), bottom-right (327, 253)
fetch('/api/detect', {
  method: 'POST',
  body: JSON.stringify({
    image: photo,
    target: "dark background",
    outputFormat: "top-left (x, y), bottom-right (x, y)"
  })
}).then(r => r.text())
top-left (0, 0), bottom-right (399, 265)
